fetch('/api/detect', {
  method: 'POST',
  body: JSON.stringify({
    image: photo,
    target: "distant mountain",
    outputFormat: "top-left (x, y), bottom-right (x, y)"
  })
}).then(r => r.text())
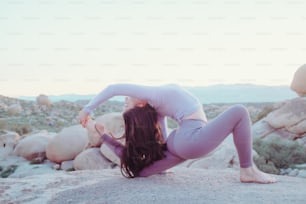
top-left (18, 84), bottom-right (298, 104)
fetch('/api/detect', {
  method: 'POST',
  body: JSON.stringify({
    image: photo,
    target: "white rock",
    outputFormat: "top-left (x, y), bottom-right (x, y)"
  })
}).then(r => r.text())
top-left (74, 148), bottom-right (113, 170)
top-left (46, 125), bottom-right (88, 163)
top-left (7, 104), bottom-right (23, 115)
top-left (252, 119), bottom-right (275, 139)
top-left (265, 98), bottom-right (306, 132)
top-left (52, 164), bottom-right (61, 170)
top-left (291, 64), bottom-right (306, 96)
top-left (13, 131), bottom-right (55, 161)
top-left (288, 169), bottom-right (299, 177)
top-left (0, 132), bottom-right (20, 159)
top-left (86, 112), bottom-right (124, 148)
top-left (86, 119), bottom-right (102, 148)
top-left (96, 112), bottom-right (124, 138)
top-left (36, 94), bottom-right (52, 106)
top-left (61, 160), bottom-right (74, 171)
top-left (297, 169), bottom-right (306, 178)
top-left (100, 144), bottom-right (121, 166)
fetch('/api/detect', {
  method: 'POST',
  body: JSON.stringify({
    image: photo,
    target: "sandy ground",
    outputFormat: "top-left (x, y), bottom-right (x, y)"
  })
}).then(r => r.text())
top-left (1, 167), bottom-right (305, 204)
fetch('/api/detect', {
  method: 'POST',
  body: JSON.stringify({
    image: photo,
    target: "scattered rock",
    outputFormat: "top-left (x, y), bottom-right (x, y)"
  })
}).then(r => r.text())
top-left (7, 104), bottom-right (23, 116)
top-left (298, 170), bottom-right (306, 178)
top-left (96, 112), bottom-right (124, 138)
top-left (100, 144), bottom-right (121, 166)
top-left (86, 112), bottom-right (124, 148)
top-left (0, 131), bottom-right (20, 159)
top-left (265, 97), bottom-right (306, 135)
top-left (74, 148), bottom-right (114, 170)
top-left (61, 160), bottom-right (74, 171)
top-left (288, 169), bottom-right (299, 177)
top-left (13, 131), bottom-right (55, 161)
top-left (253, 97), bottom-right (306, 146)
top-left (0, 164), bottom-right (18, 178)
top-left (36, 94), bottom-right (52, 106)
top-left (291, 64), bottom-right (306, 96)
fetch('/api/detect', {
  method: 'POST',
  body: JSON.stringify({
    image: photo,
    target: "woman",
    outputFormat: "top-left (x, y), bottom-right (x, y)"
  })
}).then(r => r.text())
top-left (120, 103), bottom-right (166, 177)
top-left (79, 83), bottom-right (276, 183)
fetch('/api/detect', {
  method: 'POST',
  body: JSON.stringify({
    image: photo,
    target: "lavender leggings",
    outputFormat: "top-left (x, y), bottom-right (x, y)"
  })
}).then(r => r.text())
top-left (139, 105), bottom-right (253, 177)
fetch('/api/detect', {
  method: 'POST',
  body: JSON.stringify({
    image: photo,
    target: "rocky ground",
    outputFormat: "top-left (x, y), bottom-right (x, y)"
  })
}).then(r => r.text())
top-left (1, 168), bottom-right (306, 204)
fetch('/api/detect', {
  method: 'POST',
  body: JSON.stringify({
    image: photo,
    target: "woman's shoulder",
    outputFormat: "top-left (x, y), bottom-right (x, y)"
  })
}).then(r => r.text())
top-left (162, 83), bottom-right (182, 89)
top-left (162, 84), bottom-right (187, 93)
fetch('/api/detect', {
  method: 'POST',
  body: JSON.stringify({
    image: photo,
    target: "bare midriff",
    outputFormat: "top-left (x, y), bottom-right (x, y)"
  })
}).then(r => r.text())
top-left (182, 108), bottom-right (207, 123)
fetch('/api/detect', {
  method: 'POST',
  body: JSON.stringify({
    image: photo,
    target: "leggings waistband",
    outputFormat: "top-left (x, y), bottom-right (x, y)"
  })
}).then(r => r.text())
top-left (179, 119), bottom-right (207, 128)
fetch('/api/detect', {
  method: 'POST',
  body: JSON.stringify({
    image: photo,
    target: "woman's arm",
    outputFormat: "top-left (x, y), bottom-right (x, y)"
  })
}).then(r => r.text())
top-left (101, 133), bottom-right (124, 158)
top-left (102, 132), bottom-right (184, 177)
top-left (138, 151), bottom-right (185, 177)
top-left (83, 84), bottom-right (160, 114)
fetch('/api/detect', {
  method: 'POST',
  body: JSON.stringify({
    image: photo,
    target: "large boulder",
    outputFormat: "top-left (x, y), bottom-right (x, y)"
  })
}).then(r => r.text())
top-left (85, 112), bottom-right (125, 165)
top-left (0, 131), bottom-right (20, 159)
top-left (86, 119), bottom-right (102, 148)
top-left (7, 104), bottom-right (23, 116)
top-left (46, 125), bottom-right (88, 163)
top-left (96, 112), bottom-right (124, 138)
top-left (98, 112), bottom-right (125, 165)
top-left (36, 94), bottom-right (52, 106)
top-left (61, 160), bottom-right (74, 171)
top-left (13, 131), bottom-right (55, 161)
top-left (73, 148), bottom-right (113, 170)
top-left (253, 98), bottom-right (306, 144)
top-left (264, 97), bottom-right (306, 137)
top-left (100, 144), bottom-right (121, 166)
top-left (87, 112), bottom-right (124, 147)
top-left (291, 64), bottom-right (306, 96)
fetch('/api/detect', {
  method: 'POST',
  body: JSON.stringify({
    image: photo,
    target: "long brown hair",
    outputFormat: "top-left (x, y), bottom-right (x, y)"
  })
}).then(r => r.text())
top-left (121, 104), bottom-right (166, 178)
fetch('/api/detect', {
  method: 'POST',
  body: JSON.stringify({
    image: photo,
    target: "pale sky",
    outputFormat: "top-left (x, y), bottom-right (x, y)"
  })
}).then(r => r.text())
top-left (0, 0), bottom-right (305, 97)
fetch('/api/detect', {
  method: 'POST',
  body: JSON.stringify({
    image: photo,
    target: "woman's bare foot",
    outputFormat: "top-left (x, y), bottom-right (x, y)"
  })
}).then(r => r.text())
top-left (240, 166), bottom-right (277, 184)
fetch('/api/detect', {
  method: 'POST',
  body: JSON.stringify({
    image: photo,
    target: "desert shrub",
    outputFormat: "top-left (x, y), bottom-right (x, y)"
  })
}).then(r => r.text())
top-left (253, 136), bottom-right (306, 169)
top-left (0, 165), bottom-right (18, 178)
top-left (0, 119), bottom-right (7, 130)
top-left (8, 122), bottom-right (32, 135)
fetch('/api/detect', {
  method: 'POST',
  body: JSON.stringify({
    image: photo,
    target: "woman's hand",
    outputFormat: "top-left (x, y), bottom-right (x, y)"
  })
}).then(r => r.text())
top-left (79, 109), bottom-right (90, 128)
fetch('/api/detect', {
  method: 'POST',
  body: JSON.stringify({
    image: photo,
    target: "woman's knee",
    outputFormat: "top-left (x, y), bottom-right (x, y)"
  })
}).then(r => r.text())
top-left (230, 104), bottom-right (249, 117)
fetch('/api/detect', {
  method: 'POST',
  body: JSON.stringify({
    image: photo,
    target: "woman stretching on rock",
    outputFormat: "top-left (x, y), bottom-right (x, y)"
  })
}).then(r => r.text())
top-left (79, 83), bottom-right (276, 183)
